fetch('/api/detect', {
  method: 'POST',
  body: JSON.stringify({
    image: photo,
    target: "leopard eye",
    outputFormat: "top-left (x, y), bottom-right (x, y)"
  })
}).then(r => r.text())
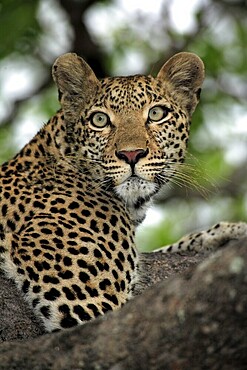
top-left (148, 106), bottom-right (169, 122)
top-left (90, 112), bottom-right (110, 129)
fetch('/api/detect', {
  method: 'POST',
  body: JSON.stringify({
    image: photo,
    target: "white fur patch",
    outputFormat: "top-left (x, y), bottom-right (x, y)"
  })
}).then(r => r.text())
top-left (115, 178), bottom-right (158, 222)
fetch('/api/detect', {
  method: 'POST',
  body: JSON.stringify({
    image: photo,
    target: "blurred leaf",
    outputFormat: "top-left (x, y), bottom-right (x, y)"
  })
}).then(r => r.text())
top-left (0, 126), bottom-right (16, 162)
top-left (0, 0), bottom-right (40, 58)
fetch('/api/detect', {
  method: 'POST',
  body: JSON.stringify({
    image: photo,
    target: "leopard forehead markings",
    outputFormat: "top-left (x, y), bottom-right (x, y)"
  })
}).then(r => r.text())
top-left (0, 52), bottom-right (204, 331)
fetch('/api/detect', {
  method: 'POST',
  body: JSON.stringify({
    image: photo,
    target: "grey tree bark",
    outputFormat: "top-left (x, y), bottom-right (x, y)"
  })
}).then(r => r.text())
top-left (0, 238), bottom-right (247, 369)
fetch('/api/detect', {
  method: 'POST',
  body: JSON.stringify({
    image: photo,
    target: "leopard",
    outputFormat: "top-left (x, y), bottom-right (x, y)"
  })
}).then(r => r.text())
top-left (0, 52), bottom-right (246, 332)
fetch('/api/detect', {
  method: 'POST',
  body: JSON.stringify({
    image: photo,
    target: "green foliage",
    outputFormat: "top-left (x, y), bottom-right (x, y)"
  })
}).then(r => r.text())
top-left (37, 86), bottom-right (59, 118)
top-left (0, 126), bottom-right (15, 163)
top-left (136, 212), bottom-right (185, 252)
top-left (0, 0), bottom-right (40, 58)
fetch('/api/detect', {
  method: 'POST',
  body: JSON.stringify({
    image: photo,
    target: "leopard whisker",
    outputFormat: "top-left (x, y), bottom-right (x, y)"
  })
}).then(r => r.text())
top-left (157, 165), bottom-right (210, 199)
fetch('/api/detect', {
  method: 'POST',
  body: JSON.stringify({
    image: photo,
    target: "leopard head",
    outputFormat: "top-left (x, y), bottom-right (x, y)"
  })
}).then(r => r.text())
top-left (52, 52), bottom-right (204, 221)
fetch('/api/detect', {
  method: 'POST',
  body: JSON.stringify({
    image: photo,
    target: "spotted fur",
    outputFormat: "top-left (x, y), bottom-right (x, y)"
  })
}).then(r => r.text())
top-left (1, 52), bottom-right (245, 332)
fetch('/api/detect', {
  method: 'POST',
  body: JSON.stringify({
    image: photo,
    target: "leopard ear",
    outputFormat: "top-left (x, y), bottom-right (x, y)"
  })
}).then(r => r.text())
top-left (52, 53), bottom-right (100, 122)
top-left (157, 52), bottom-right (205, 115)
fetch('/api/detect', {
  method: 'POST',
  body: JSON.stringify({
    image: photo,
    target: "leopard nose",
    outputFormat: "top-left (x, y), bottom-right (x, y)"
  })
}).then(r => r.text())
top-left (115, 148), bottom-right (149, 165)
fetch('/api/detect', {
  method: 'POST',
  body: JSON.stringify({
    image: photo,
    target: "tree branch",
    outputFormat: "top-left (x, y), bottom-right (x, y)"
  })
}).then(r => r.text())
top-left (1, 238), bottom-right (247, 369)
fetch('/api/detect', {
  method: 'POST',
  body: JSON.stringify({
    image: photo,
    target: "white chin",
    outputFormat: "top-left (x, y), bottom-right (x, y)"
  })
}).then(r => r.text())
top-left (114, 177), bottom-right (157, 207)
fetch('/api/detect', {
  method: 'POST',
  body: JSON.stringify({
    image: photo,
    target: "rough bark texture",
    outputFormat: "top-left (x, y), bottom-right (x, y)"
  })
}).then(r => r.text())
top-left (0, 239), bottom-right (247, 369)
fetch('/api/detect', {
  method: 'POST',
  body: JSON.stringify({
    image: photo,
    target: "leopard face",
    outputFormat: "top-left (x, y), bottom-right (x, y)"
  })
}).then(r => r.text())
top-left (53, 52), bottom-right (204, 222)
top-left (0, 52), bottom-right (204, 331)
top-left (79, 77), bottom-right (186, 202)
